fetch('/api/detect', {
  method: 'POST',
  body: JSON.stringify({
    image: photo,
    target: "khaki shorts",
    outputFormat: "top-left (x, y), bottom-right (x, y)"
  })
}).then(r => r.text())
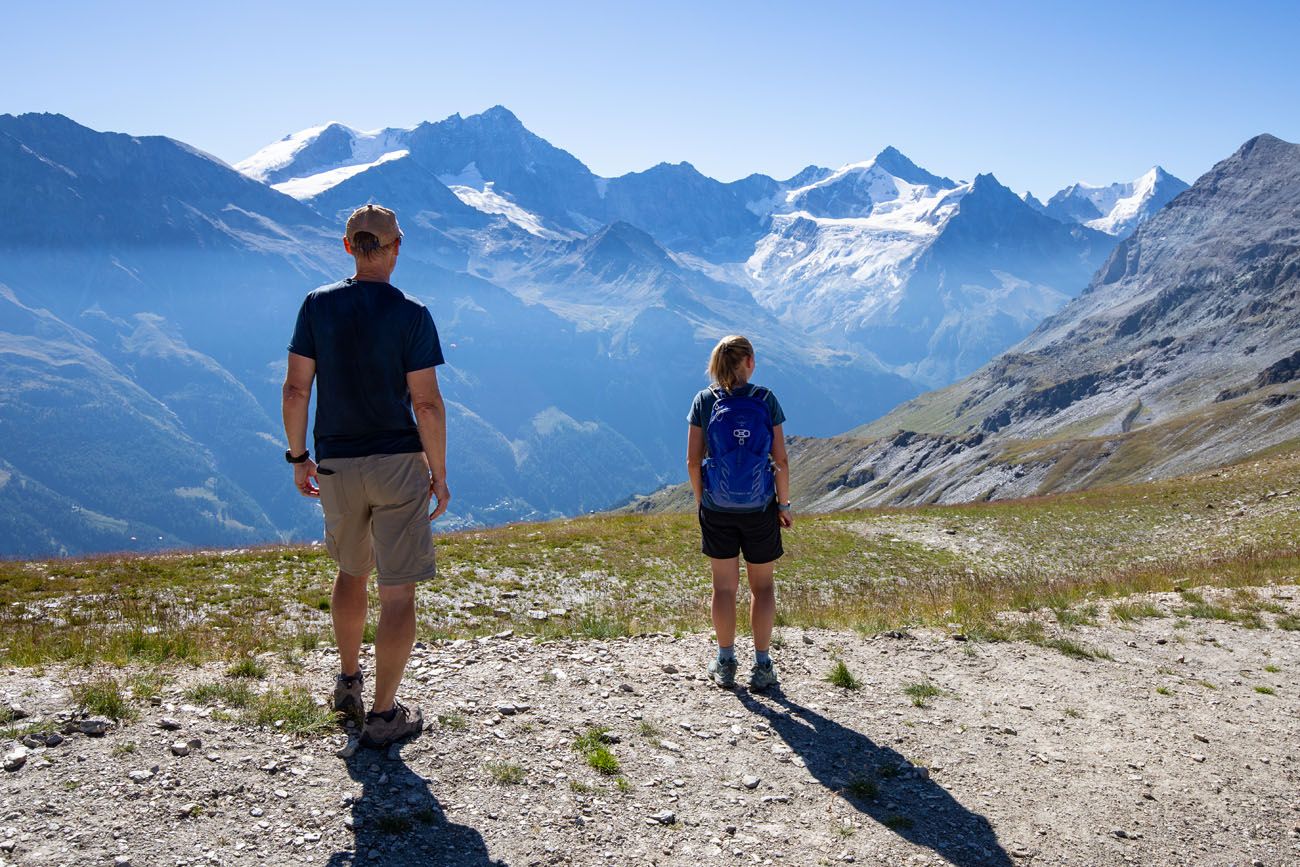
top-left (316, 452), bottom-right (437, 585)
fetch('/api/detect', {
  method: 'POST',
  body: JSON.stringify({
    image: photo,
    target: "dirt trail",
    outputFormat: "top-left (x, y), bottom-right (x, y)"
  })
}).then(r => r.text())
top-left (2, 586), bottom-right (1298, 867)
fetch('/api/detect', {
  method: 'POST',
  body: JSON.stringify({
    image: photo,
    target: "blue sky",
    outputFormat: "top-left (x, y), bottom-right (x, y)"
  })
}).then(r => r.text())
top-left (9, 0), bottom-right (1299, 194)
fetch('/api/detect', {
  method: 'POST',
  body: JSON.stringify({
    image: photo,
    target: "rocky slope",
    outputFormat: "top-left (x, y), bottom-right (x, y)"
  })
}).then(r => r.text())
top-left (2, 584), bottom-right (1297, 867)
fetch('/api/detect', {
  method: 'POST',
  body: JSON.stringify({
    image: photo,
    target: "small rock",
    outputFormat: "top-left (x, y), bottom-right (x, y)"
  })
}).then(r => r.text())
top-left (1191, 754), bottom-right (1207, 763)
top-left (3, 703), bottom-right (29, 720)
top-left (496, 703), bottom-right (518, 716)
top-left (1155, 638), bottom-right (1167, 645)
top-left (127, 769), bottom-right (154, 783)
top-left (742, 775), bottom-right (760, 789)
top-left (44, 733), bottom-right (63, 748)
top-left (647, 809), bottom-right (676, 825)
top-left (1193, 733), bottom-right (1209, 744)
top-left (661, 663), bottom-right (679, 674)
top-left (250, 807), bottom-right (264, 817)
top-left (20, 735), bottom-right (44, 749)
top-left (802, 634), bottom-right (815, 645)
top-left (114, 857), bottom-right (132, 867)
top-left (157, 717), bottom-right (182, 731)
top-left (336, 739), bottom-right (358, 759)
top-left (762, 795), bottom-right (791, 804)
top-left (177, 803), bottom-right (198, 818)
top-left (305, 832), bottom-right (321, 843)
top-left (494, 630), bottom-right (514, 640)
top-left (619, 683), bottom-right (635, 693)
top-left (3, 746), bottom-right (29, 772)
top-left (170, 741), bottom-right (190, 757)
top-left (78, 718), bottom-right (110, 736)
top-left (527, 610), bottom-right (548, 621)
top-left (1112, 828), bottom-right (1129, 839)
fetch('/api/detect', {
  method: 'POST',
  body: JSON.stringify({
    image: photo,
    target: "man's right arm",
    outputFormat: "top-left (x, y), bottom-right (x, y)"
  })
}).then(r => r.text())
top-left (407, 366), bottom-right (450, 521)
top-left (282, 352), bottom-right (318, 497)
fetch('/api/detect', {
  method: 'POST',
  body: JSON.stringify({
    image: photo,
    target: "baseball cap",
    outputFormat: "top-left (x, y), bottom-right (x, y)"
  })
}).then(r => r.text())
top-left (345, 204), bottom-right (403, 246)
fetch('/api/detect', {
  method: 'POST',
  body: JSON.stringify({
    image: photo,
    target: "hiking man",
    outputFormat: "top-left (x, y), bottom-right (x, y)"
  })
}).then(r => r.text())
top-left (282, 204), bottom-right (449, 748)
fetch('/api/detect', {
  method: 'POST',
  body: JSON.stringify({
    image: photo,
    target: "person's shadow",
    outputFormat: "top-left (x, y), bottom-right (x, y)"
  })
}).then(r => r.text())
top-left (736, 689), bottom-right (1013, 867)
top-left (325, 743), bottom-right (506, 866)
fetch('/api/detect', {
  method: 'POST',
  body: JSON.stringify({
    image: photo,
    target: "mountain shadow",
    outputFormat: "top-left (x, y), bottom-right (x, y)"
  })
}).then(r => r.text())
top-left (326, 744), bottom-right (505, 867)
top-left (735, 689), bottom-right (1012, 866)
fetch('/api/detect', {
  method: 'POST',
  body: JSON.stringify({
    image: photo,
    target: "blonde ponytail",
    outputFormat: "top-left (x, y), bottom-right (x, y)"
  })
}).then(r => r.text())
top-left (707, 335), bottom-right (754, 391)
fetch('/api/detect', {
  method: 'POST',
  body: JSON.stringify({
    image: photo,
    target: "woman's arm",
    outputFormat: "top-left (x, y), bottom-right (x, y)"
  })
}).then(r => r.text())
top-left (771, 424), bottom-right (793, 527)
top-left (686, 425), bottom-right (705, 505)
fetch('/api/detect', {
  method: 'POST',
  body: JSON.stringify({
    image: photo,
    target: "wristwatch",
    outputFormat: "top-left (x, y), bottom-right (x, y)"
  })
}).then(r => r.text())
top-left (777, 502), bottom-right (792, 512)
top-left (285, 449), bottom-right (311, 464)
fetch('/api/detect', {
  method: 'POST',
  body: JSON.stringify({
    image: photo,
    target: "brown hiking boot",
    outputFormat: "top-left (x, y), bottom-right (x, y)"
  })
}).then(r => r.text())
top-left (360, 700), bottom-right (424, 749)
top-left (333, 671), bottom-right (365, 722)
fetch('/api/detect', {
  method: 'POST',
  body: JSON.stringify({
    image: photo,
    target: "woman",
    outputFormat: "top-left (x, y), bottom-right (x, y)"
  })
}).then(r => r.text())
top-left (687, 335), bottom-right (793, 691)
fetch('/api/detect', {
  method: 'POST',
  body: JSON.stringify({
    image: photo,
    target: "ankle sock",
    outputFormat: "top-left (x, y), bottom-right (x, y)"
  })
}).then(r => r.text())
top-left (339, 669), bottom-right (363, 683)
top-left (371, 706), bottom-right (397, 722)
top-left (755, 649), bottom-right (771, 667)
top-left (717, 645), bottom-right (736, 664)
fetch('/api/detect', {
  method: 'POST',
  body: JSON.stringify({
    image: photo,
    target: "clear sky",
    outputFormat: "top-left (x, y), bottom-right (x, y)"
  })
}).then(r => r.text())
top-left (8, 0), bottom-right (1299, 195)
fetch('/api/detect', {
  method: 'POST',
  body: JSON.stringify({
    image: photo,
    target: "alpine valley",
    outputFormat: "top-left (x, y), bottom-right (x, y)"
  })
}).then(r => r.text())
top-left (0, 106), bottom-right (1214, 556)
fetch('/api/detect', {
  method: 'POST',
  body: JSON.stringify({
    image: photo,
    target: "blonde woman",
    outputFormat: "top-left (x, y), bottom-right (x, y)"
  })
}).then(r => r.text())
top-left (687, 335), bottom-right (793, 691)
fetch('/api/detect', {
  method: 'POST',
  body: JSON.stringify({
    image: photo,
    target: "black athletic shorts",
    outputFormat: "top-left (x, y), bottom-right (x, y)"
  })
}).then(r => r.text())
top-left (698, 501), bottom-right (783, 563)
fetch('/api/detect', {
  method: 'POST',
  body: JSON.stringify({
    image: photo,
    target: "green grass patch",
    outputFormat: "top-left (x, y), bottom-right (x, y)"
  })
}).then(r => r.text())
top-left (1155, 686), bottom-right (1174, 696)
top-left (574, 725), bottom-right (621, 775)
top-left (843, 777), bottom-right (879, 799)
top-left (902, 681), bottom-right (944, 708)
top-left (185, 681), bottom-right (254, 708)
top-left (437, 712), bottom-right (468, 731)
top-left (1264, 663), bottom-right (1281, 673)
top-left (71, 676), bottom-right (136, 721)
top-left (226, 658), bottom-right (268, 679)
top-left (1111, 600), bottom-right (1162, 622)
top-left (1053, 604), bottom-right (1100, 628)
top-left (883, 815), bottom-right (915, 831)
top-left (1255, 685), bottom-right (1277, 695)
top-left (1277, 614), bottom-right (1300, 631)
top-left (827, 660), bottom-right (860, 690)
top-left (485, 761), bottom-right (526, 785)
top-left (245, 686), bottom-right (334, 735)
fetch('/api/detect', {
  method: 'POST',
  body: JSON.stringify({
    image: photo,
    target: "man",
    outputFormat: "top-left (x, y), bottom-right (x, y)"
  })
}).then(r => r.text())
top-left (282, 204), bottom-right (450, 749)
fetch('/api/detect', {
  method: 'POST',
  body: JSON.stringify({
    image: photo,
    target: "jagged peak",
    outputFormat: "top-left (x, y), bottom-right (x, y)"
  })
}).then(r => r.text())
top-left (475, 105), bottom-right (524, 126)
top-left (871, 146), bottom-right (957, 189)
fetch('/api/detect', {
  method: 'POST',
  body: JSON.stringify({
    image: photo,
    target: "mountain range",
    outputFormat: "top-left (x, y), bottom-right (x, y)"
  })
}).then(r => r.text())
top-left (0, 106), bottom-right (1200, 556)
top-left (723, 134), bottom-right (1300, 511)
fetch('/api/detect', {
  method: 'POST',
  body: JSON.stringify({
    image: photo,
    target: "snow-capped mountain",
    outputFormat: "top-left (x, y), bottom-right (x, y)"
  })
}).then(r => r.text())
top-left (745, 148), bottom-right (1114, 385)
top-left (1032, 167), bottom-right (1189, 237)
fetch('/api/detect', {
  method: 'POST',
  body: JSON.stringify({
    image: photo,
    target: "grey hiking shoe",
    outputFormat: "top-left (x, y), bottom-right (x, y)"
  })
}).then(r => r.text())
top-left (707, 656), bottom-right (738, 688)
top-left (748, 661), bottom-right (779, 692)
top-left (360, 701), bottom-right (424, 749)
top-left (333, 671), bottom-right (364, 722)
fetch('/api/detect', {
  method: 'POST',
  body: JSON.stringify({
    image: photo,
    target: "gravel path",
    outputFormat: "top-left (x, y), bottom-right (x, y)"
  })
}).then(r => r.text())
top-left (2, 586), bottom-right (1298, 867)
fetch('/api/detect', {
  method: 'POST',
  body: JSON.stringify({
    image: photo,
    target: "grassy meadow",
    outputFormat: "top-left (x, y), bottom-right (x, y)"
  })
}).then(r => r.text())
top-left (3, 448), bottom-right (1299, 671)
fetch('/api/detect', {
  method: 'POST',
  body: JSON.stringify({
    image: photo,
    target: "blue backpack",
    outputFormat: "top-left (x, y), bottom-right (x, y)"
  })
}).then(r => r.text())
top-left (702, 385), bottom-right (775, 510)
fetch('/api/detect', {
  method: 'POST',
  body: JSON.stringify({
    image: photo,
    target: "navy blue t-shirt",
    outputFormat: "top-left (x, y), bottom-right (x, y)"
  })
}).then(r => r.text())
top-left (288, 278), bottom-right (444, 461)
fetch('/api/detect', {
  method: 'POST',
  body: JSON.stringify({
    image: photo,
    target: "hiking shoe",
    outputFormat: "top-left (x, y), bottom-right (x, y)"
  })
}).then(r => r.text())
top-left (748, 661), bottom-right (779, 692)
top-left (360, 701), bottom-right (424, 749)
top-left (333, 671), bottom-right (364, 722)
top-left (707, 657), bottom-right (738, 688)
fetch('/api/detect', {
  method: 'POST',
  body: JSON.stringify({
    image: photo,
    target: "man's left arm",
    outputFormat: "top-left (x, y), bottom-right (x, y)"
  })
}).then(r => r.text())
top-left (282, 352), bottom-right (318, 497)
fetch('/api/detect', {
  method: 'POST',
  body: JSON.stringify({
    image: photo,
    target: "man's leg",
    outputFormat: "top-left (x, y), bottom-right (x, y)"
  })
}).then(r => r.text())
top-left (745, 560), bottom-right (776, 653)
top-left (710, 557), bottom-right (742, 648)
top-left (332, 569), bottom-right (369, 677)
top-left (372, 582), bottom-right (416, 714)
